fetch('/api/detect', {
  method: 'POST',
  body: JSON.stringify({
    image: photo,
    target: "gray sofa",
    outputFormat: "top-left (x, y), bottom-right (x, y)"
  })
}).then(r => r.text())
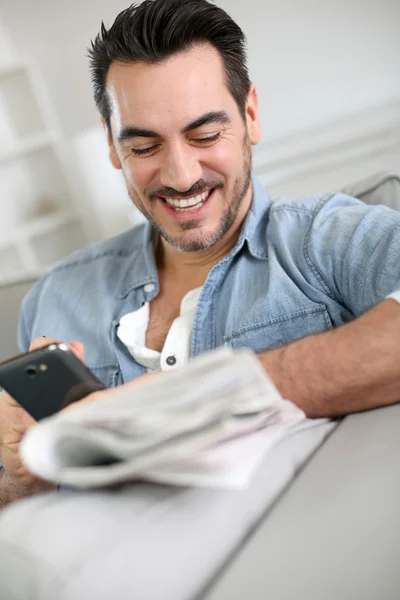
top-left (0, 277), bottom-right (36, 362)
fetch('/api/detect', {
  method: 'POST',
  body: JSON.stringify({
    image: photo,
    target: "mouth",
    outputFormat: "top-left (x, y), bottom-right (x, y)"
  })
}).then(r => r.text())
top-left (158, 189), bottom-right (215, 218)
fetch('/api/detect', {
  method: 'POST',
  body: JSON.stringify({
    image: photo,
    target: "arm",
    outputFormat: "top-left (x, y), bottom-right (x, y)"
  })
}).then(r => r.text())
top-left (262, 194), bottom-right (400, 418)
top-left (259, 298), bottom-right (400, 418)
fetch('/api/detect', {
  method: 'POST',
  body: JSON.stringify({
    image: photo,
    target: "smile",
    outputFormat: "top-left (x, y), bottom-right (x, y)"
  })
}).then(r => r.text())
top-left (162, 190), bottom-right (211, 212)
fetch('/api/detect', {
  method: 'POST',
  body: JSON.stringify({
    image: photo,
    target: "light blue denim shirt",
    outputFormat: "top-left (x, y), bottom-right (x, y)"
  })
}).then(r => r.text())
top-left (19, 177), bottom-right (400, 388)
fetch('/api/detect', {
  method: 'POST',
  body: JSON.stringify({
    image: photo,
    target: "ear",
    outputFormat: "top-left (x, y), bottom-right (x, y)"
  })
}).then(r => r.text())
top-left (100, 116), bottom-right (121, 170)
top-left (245, 84), bottom-right (261, 146)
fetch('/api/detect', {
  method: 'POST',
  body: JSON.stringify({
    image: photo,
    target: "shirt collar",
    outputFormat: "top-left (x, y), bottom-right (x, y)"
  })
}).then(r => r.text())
top-left (117, 223), bottom-right (159, 299)
top-left (117, 176), bottom-right (271, 299)
top-left (235, 176), bottom-right (272, 260)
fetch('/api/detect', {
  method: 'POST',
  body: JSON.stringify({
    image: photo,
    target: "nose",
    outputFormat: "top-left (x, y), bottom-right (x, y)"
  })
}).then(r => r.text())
top-left (160, 141), bottom-right (202, 193)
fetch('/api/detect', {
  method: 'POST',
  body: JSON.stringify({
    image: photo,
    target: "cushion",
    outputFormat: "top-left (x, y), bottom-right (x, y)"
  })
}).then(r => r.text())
top-left (341, 171), bottom-right (400, 211)
top-left (0, 278), bottom-right (36, 362)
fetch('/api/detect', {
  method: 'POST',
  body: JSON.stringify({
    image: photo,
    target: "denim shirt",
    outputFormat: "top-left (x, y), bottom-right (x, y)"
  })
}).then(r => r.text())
top-left (19, 177), bottom-right (400, 388)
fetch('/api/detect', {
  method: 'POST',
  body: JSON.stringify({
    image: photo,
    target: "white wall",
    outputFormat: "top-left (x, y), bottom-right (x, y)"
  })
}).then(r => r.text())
top-left (1, 0), bottom-right (129, 138)
top-left (228, 0), bottom-right (400, 141)
top-left (1, 0), bottom-right (399, 237)
top-left (2, 0), bottom-right (399, 141)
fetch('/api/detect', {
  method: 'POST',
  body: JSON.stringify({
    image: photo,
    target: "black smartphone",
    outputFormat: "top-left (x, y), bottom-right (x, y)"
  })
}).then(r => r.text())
top-left (0, 343), bottom-right (105, 420)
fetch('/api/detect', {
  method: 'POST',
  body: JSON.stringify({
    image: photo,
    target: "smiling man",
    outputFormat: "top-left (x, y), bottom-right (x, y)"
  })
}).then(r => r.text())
top-left (1, 0), bottom-right (400, 507)
top-left (105, 48), bottom-right (255, 255)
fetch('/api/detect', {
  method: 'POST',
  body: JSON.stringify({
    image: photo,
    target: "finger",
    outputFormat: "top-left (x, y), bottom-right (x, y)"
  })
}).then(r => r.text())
top-left (29, 336), bottom-right (62, 351)
top-left (0, 387), bottom-right (17, 409)
top-left (69, 341), bottom-right (85, 362)
top-left (0, 388), bottom-right (28, 413)
top-left (1, 407), bottom-right (36, 454)
top-left (2, 458), bottom-right (48, 489)
top-left (29, 337), bottom-right (85, 362)
top-left (1, 415), bottom-right (37, 477)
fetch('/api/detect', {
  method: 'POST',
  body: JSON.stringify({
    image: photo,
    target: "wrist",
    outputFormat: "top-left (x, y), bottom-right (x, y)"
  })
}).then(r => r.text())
top-left (257, 345), bottom-right (289, 397)
top-left (0, 467), bottom-right (55, 509)
top-left (257, 338), bottom-right (318, 416)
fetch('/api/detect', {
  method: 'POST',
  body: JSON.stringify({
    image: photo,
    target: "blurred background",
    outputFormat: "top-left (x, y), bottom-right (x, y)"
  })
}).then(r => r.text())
top-left (0, 0), bottom-right (399, 285)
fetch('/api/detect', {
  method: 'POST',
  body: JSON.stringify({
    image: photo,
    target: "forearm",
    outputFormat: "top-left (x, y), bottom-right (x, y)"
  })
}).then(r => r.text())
top-left (0, 468), bottom-right (55, 510)
top-left (259, 299), bottom-right (400, 418)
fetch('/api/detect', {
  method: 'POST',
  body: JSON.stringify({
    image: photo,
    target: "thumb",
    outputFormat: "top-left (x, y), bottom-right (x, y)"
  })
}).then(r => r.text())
top-left (69, 341), bottom-right (85, 363)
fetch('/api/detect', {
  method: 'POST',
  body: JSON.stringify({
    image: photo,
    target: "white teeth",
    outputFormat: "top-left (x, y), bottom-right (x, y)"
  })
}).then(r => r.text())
top-left (174, 202), bottom-right (204, 212)
top-left (165, 190), bottom-right (211, 209)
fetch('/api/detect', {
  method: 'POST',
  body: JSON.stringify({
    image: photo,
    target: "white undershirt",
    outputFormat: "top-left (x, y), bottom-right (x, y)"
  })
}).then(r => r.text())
top-left (117, 287), bottom-right (202, 373)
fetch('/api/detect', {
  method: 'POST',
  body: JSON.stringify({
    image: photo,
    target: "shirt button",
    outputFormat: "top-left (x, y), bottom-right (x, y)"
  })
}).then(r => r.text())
top-left (166, 355), bottom-right (177, 366)
top-left (144, 283), bottom-right (155, 293)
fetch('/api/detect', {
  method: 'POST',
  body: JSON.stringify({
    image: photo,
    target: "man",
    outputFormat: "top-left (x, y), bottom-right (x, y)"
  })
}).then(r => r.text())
top-left (1, 0), bottom-right (400, 508)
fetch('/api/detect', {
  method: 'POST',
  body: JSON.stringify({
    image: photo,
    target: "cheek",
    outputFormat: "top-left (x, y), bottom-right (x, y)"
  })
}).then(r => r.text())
top-left (209, 138), bottom-right (241, 170)
top-left (122, 159), bottom-right (155, 194)
top-left (201, 147), bottom-right (240, 188)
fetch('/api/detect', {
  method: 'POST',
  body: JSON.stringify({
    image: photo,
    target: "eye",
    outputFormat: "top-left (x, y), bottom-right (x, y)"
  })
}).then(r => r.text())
top-left (193, 132), bottom-right (221, 145)
top-left (130, 145), bottom-right (158, 156)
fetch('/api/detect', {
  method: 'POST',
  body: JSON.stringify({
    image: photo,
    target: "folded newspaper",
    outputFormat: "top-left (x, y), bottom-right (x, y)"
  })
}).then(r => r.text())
top-left (21, 347), bottom-right (305, 490)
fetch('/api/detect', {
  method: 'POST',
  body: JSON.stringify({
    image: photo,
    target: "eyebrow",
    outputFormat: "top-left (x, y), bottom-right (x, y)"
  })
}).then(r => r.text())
top-left (117, 110), bottom-right (231, 143)
top-left (182, 110), bottom-right (231, 133)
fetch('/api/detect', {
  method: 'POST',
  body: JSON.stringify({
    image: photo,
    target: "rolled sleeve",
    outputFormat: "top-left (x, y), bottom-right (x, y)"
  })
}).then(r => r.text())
top-left (307, 193), bottom-right (400, 316)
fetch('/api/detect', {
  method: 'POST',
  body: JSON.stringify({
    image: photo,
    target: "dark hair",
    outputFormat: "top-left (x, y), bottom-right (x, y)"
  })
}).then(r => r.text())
top-left (87, 0), bottom-right (251, 132)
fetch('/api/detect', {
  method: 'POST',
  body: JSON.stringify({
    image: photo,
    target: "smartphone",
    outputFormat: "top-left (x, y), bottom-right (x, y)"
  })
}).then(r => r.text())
top-left (0, 343), bottom-right (105, 420)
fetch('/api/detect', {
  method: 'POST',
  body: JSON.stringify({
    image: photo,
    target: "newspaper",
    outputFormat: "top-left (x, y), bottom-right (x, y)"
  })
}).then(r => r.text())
top-left (20, 347), bottom-right (306, 490)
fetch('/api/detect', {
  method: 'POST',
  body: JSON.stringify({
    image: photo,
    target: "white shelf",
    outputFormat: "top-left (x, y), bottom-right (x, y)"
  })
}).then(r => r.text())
top-left (0, 244), bottom-right (25, 280)
top-left (0, 143), bottom-right (75, 237)
top-left (0, 213), bottom-right (87, 284)
top-left (0, 211), bottom-right (75, 248)
top-left (0, 130), bottom-right (56, 163)
top-left (0, 268), bottom-right (48, 289)
top-left (31, 219), bottom-right (87, 267)
top-left (0, 64), bottom-right (26, 79)
top-left (0, 63), bottom-right (46, 140)
top-left (0, 56), bottom-right (92, 285)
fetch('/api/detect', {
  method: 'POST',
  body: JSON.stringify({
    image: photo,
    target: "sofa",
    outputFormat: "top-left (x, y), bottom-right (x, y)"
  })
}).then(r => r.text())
top-left (0, 277), bottom-right (37, 362)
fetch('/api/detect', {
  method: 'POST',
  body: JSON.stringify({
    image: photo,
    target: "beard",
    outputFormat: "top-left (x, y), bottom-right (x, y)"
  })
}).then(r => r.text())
top-left (126, 135), bottom-right (252, 253)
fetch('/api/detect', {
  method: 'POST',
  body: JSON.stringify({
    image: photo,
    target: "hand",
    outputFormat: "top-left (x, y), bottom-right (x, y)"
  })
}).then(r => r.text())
top-left (0, 337), bottom-right (84, 505)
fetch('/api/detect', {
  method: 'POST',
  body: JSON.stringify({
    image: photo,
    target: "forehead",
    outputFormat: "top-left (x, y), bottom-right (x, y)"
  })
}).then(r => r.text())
top-left (107, 44), bottom-right (234, 131)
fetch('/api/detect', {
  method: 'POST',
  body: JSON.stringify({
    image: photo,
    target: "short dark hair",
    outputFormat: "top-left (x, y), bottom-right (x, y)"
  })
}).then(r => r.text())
top-left (87, 0), bottom-right (251, 133)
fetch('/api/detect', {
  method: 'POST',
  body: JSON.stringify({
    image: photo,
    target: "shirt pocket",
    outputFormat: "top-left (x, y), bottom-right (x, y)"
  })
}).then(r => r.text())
top-left (86, 364), bottom-right (121, 388)
top-left (223, 305), bottom-right (332, 353)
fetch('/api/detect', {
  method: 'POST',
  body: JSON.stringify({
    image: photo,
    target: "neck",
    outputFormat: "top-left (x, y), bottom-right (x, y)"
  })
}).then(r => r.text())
top-left (156, 184), bottom-right (253, 282)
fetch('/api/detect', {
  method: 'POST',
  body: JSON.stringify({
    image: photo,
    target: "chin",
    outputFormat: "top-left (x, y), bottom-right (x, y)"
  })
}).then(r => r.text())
top-left (168, 228), bottom-right (225, 252)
